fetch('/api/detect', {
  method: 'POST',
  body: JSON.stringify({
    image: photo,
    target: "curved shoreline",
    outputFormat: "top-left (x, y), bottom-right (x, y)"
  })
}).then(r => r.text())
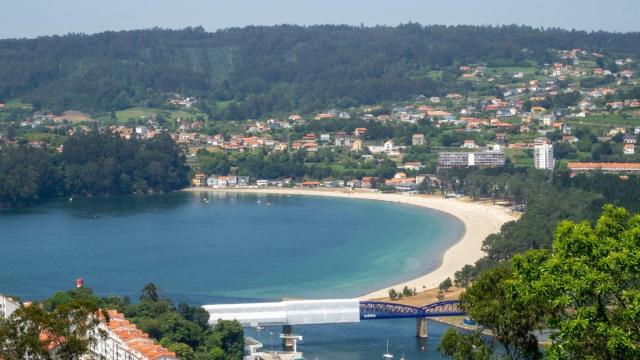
top-left (183, 187), bottom-right (518, 300)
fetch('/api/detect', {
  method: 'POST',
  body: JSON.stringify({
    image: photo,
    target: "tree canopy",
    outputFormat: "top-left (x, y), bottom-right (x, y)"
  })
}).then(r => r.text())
top-left (442, 205), bottom-right (640, 360)
top-left (1, 25), bottom-right (639, 117)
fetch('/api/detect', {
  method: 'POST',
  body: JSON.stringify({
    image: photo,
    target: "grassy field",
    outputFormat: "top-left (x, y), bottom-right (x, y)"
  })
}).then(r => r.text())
top-left (1, 99), bottom-right (32, 110)
top-left (506, 148), bottom-right (533, 168)
top-left (486, 66), bottom-right (538, 75)
top-left (426, 70), bottom-right (443, 81)
top-left (567, 112), bottom-right (640, 128)
top-left (23, 132), bottom-right (67, 146)
top-left (95, 107), bottom-right (209, 124)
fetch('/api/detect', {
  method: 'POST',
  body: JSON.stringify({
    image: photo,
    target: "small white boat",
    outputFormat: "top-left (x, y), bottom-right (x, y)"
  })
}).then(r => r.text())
top-left (383, 339), bottom-right (393, 358)
top-left (255, 325), bottom-right (265, 331)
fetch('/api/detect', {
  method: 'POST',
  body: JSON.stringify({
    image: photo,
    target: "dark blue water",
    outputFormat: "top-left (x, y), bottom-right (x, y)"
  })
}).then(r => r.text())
top-left (0, 191), bottom-right (464, 359)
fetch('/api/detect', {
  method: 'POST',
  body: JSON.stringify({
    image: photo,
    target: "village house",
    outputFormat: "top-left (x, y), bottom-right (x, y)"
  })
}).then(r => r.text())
top-left (385, 172), bottom-right (417, 192)
top-left (335, 132), bottom-right (352, 147)
top-left (351, 139), bottom-right (364, 152)
top-left (412, 134), bottom-right (425, 146)
top-left (304, 142), bottom-right (319, 152)
top-left (624, 134), bottom-right (637, 145)
top-left (461, 139), bottom-right (478, 149)
top-left (192, 173), bottom-right (206, 187)
top-left (624, 143), bottom-right (635, 155)
top-left (320, 133), bottom-right (331, 143)
top-left (300, 181), bottom-right (321, 188)
top-left (346, 179), bottom-right (362, 188)
top-left (314, 113), bottom-right (334, 120)
top-left (353, 127), bottom-right (367, 137)
top-left (90, 310), bottom-right (178, 360)
top-left (495, 132), bottom-right (507, 145)
top-left (400, 162), bottom-right (423, 171)
top-left (361, 177), bottom-right (375, 189)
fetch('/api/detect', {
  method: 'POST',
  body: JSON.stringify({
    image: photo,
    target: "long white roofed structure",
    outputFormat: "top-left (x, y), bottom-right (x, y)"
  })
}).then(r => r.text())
top-left (203, 299), bottom-right (360, 327)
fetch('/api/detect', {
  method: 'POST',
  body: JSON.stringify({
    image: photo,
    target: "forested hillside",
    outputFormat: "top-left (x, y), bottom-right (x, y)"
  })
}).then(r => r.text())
top-left (1, 24), bottom-right (639, 117)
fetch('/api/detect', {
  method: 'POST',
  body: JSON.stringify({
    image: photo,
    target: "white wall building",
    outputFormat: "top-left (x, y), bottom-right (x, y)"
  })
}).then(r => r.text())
top-left (88, 310), bottom-right (177, 360)
top-left (534, 143), bottom-right (555, 170)
top-left (0, 293), bottom-right (20, 319)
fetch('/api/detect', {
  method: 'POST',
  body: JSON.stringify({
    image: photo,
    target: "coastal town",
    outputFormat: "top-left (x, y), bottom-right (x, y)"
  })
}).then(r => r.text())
top-left (2, 18), bottom-right (640, 360)
top-left (2, 47), bottom-right (640, 195)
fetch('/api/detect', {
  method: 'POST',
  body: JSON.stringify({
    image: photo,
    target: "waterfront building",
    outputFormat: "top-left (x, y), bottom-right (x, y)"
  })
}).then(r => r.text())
top-left (534, 143), bottom-right (555, 170)
top-left (438, 151), bottom-right (505, 169)
top-left (192, 173), bottom-right (206, 187)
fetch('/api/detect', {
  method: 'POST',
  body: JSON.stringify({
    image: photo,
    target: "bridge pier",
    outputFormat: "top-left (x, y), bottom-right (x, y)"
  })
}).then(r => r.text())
top-left (416, 318), bottom-right (428, 338)
top-left (282, 325), bottom-right (293, 351)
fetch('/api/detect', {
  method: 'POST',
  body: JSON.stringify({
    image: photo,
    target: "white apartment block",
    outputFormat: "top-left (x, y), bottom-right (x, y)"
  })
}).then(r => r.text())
top-left (534, 143), bottom-right (555, 170)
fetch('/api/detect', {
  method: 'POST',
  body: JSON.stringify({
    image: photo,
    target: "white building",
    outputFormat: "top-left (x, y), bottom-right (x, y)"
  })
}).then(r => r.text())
top-left (624, 143), bottom-right (635, 155)
top-left (534, 143), bottom-right (555, 170)
top-left (89, 310), bottom-right (177, 360)
top-left (0, 293), bottom-right (20, 319)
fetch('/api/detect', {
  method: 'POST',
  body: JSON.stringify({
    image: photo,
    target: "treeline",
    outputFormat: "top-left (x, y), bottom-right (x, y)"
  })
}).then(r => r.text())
top-left (440, 205), bottom-right (640, 360)
top-left (0, 131), bottom-right (189, 207)
top-left (1, 25), bottom-right (639, 117)
top-left (443, 167), bottom-right (640, 285)
top-left (0, 284), bottom-right (243, 360)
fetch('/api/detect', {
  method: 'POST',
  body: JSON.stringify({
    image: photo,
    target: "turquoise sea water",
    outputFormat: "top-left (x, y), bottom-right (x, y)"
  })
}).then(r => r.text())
top-left (0, 191), bottom-right (465, 359)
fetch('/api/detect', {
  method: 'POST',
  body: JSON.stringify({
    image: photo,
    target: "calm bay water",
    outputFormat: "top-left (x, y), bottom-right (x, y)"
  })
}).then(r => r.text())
top-left (0, 191), bottom-right (464, 359)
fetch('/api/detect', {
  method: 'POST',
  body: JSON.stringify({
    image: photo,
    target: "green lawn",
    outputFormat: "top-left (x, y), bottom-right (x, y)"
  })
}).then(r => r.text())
top-left (505, 148), bottom-right (533, 168)
top-left (1, 99), bottom-right (32, 110)
top-left (426, 70), bottom-right (443, 81)
top-left (23, 132), bottom-right (68, 146)
top-left (95, 107), bottom-right (209, 124)
top-left (567, 113), bottom-right (640, 128)
top-left (486, 66), bottom-right (538, 75)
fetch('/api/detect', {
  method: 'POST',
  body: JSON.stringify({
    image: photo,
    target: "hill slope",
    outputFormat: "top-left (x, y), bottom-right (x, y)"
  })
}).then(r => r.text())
top-left (0, 24), bottom-right (639, 118)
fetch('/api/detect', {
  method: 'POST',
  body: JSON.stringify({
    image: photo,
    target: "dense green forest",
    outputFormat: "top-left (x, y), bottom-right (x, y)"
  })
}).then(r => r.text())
top-left (443, 166), bottom-right (640, 287)
top-left (1, 25), bottom-right (639, 117)
top-left (0, 284), bottom-right (243, 359)
top-left (0, 131), bottom-right (189, 207)
top-left (440, 206), bottom-right (640, 359)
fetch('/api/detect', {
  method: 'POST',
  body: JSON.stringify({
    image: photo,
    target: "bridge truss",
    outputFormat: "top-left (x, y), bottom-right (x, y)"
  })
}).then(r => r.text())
top-left (359, 300), bottom-right (464, 320)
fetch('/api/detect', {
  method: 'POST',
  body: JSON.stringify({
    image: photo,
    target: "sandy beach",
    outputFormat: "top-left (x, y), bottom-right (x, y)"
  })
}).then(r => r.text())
top-left (184, 187), bottom-right (517, 300)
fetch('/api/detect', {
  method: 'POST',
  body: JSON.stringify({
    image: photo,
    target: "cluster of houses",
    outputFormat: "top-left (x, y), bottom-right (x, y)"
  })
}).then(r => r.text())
top-left (189, 169), bottom-right (436, 193)
top-left (168, 94), bottom-right (197, 108)
top-left (0, 286), bottom-right (178, 360)
top-left (192, 173), bottom-right (251, 187)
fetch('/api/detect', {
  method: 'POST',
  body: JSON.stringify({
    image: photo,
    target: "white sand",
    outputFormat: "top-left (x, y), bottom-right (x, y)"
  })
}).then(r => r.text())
top-left (184, 187), bottom-right (517, 300)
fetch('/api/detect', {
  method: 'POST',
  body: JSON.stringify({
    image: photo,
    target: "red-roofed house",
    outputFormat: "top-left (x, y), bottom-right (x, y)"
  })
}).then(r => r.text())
top-left (90, 310), bottom-right (178, 360)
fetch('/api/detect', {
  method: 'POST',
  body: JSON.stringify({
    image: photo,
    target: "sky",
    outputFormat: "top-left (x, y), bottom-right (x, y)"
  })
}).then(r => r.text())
top-left (1, 0), bottom-right (639, 39)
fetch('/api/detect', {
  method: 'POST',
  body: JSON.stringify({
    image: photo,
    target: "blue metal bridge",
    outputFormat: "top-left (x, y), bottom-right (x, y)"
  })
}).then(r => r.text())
top-left (203, 299), bottom-right (465, 340)
top-left (359, 300), bottom-right (464, 320)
